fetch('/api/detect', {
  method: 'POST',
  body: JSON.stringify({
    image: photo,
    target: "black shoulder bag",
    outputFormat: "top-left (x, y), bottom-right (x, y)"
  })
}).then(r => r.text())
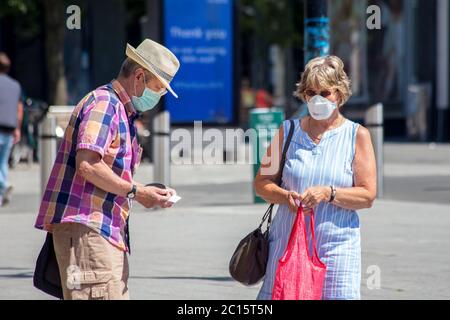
top-left (33, 232), bottom-right (64, 299)
top-left (229, 119), bottom-right (295, 286)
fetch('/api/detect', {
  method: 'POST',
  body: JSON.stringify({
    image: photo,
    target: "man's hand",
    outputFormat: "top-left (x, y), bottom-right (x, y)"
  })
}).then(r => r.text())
top-left (160, 187), bottom-right (177, 209)
top-left (135, 186), bottom-right (173, 209)
top-left (13, 128), bottom-right (21, 145)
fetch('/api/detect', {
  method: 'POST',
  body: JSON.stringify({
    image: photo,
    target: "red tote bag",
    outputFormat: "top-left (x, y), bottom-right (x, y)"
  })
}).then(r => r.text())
top-left (272, 207), bottom-right (327, 300)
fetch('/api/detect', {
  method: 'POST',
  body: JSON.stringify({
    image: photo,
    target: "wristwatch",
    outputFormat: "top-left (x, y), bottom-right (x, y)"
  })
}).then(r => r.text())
top-left (329, 185), bottom-right (336, 203)
top-left (127, 184), bottom-right (137, 200)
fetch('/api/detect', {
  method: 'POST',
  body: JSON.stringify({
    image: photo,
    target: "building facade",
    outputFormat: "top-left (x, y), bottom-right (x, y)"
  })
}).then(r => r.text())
top-left (0, 0), bottom-right (449, 141)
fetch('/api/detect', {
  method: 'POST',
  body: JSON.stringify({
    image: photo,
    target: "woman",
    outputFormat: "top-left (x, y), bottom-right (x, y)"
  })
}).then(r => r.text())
top-left (254, 55), bottom-right (377, 300)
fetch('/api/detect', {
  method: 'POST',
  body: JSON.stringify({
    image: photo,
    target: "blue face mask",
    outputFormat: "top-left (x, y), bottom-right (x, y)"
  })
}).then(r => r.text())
top-left (131, 74), bottom-right (163, 113)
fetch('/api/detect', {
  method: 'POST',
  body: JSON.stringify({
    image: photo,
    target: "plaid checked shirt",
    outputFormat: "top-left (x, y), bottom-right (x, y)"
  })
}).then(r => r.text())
top-left (35, 80), bottom-right (142, 252)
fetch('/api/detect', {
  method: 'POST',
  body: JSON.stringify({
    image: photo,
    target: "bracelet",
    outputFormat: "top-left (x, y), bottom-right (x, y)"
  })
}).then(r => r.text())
top-left (329, 185), bottom-right (336, 203)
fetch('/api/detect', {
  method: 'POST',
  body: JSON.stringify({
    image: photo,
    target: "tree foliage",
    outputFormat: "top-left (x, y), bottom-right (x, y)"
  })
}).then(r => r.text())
top-left (0, 0), bottom-right (41, 39)
top-left (239, 0), bottom-right (303, 48)
top-left (0, 0), bottom-right (38, 16)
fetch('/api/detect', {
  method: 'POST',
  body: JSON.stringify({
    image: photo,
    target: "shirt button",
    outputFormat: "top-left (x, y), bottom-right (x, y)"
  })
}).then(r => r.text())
top-left (312, 147), bottom-right (320, 155)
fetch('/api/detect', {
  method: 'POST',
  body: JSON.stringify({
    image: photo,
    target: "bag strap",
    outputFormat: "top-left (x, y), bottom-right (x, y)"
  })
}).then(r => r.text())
top-left (304, 208), bottom-right (321, 262)
top-left (299, 206), bottom-right (323, 264)
top-left (279, 207), bottom-right (302, 262)
top-left (260, 119), bottom-right (295, 230)
top-left (281, 206), bottom-right (321, 264)
top-left (276, 119), bottom-right (295, 187)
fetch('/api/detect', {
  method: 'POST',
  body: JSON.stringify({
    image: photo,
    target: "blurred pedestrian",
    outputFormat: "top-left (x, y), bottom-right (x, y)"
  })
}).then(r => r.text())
top-left (254, 55), bottom-right (377, 300)
top-left (0, 52), bottom-right (23, 207)
top-left (241, 78), bottom-right (255, 108)
top-left (255, 88), bottom-right (273, 109)
top-left (240, 78), bottom-right (255, 126)
top-left (34, 39), bottom-right (180, 300)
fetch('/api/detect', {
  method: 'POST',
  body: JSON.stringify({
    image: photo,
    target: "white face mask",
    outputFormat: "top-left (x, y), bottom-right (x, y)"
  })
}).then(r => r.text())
top-left (307, 95), bottom-right (337, 120)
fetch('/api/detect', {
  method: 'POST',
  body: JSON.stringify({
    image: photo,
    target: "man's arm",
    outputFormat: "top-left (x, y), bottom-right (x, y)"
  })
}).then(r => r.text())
top-left (13, 100), bottom-right (23, 145)
top-left (76, 149), bottom-right (173, 208)
top-left (75, 97), bottom-right (174, 209)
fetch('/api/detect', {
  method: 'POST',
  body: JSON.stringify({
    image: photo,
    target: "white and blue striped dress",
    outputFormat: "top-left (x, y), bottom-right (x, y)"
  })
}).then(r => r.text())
top-left (257, 118), bottom-right (362, 300)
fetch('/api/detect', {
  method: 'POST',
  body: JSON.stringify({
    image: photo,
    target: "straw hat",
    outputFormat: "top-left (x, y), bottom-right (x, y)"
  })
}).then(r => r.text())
top-left (126, 39), bottom-right (180, 98)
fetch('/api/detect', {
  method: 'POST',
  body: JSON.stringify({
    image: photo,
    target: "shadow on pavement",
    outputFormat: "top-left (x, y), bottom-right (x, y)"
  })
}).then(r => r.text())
top-left (0, 272), bottom-right (33, 279)
top-left (131, 275), bottom-right (234, 282)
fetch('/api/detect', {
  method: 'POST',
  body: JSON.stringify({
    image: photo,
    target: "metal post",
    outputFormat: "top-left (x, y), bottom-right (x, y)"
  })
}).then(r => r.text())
top-left (436, 0), bottom-right (449, 142)
top-left (142, 0), bottom-right (163, 163)
top-left (304, 0), bottom-right (330, 64)
top-left (39, 115), bottom-right (57, 196)
top-left (153, 111), bottom-right (171, 187)
top-left (365, 103), bottom-right (384, 198)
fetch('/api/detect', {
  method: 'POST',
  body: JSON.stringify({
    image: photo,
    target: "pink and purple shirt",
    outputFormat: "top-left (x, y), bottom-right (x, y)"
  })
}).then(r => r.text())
top-left (35, 80), bottom-right (142, 252)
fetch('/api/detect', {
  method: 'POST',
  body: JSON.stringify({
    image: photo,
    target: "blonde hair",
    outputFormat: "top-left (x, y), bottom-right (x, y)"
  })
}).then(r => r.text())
top-left (294, 55), bottom-right (352, 107)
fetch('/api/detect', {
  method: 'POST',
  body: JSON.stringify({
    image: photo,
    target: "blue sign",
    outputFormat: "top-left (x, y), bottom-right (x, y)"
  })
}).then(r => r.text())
top-left (164, 0), bottom-right (234, 124)
top-left (304, 17), bottom-right (330, 64)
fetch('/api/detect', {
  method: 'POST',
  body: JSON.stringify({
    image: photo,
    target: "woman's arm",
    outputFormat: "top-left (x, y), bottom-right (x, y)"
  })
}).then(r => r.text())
top-left (332, 126), bottom-right (377, 210)
top-left (300, 126), bottom-right (377, 212)
top-left (254, 125), bottom-right (300, 212)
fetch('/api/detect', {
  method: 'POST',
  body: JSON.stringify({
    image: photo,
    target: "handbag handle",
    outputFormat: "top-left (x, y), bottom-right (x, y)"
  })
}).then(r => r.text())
top-left (303, 207), bottom-right (321, 263)
top-left (260, 119), bottom-right (296, 231)
top-left (280, 206), bottom-right (321, 264)
top-left (300, 206), bottom-right (322, 264)
top-left (275, 119), bottom-right (295, 187)
top-left (259, 203), bottom-right (274, 229)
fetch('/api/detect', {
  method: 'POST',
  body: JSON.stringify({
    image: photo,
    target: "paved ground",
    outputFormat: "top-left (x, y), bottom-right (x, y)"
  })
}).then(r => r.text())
top-left (0, 143), bottom-right (449, 300)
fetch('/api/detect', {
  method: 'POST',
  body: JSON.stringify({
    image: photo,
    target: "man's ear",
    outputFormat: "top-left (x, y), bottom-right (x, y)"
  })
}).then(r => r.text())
top-left (134, 68), bottom-right (144, 81)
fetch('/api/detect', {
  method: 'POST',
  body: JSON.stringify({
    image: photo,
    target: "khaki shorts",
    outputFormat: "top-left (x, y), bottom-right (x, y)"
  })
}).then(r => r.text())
top-left (52, 222), bottom-right (129, 300)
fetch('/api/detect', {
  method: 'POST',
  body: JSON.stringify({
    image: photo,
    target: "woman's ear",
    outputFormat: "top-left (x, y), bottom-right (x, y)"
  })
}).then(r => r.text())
top-left (335, 91), bottom-right (343, 107)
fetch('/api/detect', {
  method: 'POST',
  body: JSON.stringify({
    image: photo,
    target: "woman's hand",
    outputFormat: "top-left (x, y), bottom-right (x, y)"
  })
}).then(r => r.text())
top-left (286, 191), bottom-right (301, 213)
top-left (300, 186), bottom-right (331, 215)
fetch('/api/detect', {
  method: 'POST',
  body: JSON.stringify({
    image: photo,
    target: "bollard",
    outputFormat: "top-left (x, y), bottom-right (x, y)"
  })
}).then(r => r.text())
top-left (364, 103), bottom-right (384, 198)
top-left (153, 111), bottom-right (171, 187)
top-left (250, 108), bottom-right (285, 203)
top-left (39, 115), bottom-right (57, 197)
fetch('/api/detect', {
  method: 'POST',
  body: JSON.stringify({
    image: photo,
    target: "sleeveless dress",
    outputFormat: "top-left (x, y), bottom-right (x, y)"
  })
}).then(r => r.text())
top-left (257, 118), bottom-right (362, 300)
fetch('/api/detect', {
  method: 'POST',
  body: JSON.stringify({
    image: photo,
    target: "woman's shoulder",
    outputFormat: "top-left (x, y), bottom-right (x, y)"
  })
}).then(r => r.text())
top-left (281, 118), bottom-right (301, 131)
top-left (346, 120), bottom-right (371, 144)
top-left (344, 118), bottom-right (366, 131)
top-left (355, 124), bottom-right (371, 141)
top-left (344, 118), bottom-right (364, 132)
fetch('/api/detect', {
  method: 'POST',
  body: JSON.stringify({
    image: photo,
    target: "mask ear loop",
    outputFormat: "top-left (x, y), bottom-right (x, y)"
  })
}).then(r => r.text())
top-left (141, 72), bottom-right (148, 97)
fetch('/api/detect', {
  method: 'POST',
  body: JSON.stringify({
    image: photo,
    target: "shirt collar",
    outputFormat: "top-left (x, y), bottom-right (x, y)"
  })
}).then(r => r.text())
top-left (111, 79), bottom-right (138, 119)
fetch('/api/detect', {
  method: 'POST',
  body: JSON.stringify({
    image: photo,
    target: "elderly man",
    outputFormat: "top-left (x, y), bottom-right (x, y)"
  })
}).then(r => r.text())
top-left (34, 39), bottom-right (180, 300)
top-left (0, 53), bottom-right (23, 207)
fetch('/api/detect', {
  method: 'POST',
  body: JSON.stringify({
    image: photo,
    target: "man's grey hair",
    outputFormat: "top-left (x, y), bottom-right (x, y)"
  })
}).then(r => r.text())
top-left (118, 57), bottom-right (156, 82)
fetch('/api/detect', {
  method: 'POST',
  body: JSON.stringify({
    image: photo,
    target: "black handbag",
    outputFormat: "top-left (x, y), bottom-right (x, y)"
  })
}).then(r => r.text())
top-left (33, 232), bottom-right (64, 299)
top-left (229, 119), bottom-right (295, 286)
